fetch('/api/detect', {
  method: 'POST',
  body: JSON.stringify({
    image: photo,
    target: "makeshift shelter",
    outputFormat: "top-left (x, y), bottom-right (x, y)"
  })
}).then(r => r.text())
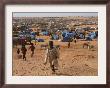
top-left (62, 36), bottom-right (73, 42)
top-left (79, 33), bottom-right (84, 39)
top-left (30, 32), bottom-right (36, 36)
top-left (42, 31), bottom-right (49, 36)
top-left (30, 35), bottom-right (35, 40)
top-left (88, 32), bottom-right (96, 39)
top-left (85, 36), bottom-right (92, 41)
top-left (36, 38), bottom-right (44, 42)
top-left (51, 34), bottom-right (59, 40)
top-left (62, 30), bottom-right (68, 37)
top-left (62, 32), bottom-right (73, 42)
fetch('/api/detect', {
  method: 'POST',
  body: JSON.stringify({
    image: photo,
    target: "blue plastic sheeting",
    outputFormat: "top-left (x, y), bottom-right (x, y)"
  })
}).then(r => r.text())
top-left (62, 30), bottom-right (68, 37)
top-left (90, 35), bottom-right (95, 39)
top-left (30, 35), bottom-right (35, 40)
top-left (62, 31), bottom-right (76, 42)
top-left (62, 32), bottom-right (75, 37)
top-left (65, 33), bottom-right (74, 38)
top-left (52, 34), bottom-right (59, 40)
top-left (86, 36), bottom-right (92, 41)
top-left (31, 32), bottom-right (36, 36)
top-left (88, 32), bottom-right (96, 39)
top-left (79, 34), bottom-right (84, 39)
top-left (42, 31), bottom-right (49, 36)
top-left (62, 37), bottom-right (73, 42)
top-left (36, 38), bottom-right (44, 42)
top-left (62, 30), bottom-right (98, 41)
top-left (62, 32), bottom-right (67, 37)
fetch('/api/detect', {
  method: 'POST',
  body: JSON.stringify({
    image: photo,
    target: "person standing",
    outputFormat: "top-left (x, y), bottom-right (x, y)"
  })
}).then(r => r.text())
top-left (17, 48), bottom-right (20, 58)
top-left (68, 42), bottom-right (71, 48)
top-left (44, 41), bottom-right (59, 73)
top-left (29, 43), bottom-right (35, 57)
top-left (21, 44), bottom-right (27, 61)
top-left (17, 48), bottom-right (20, 55)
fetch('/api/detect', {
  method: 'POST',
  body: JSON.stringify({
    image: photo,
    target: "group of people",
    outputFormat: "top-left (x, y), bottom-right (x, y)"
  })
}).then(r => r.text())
top-left (16, 41), bottom-right (60, 73)
top-left (17, 43), bottom-right (35, 61)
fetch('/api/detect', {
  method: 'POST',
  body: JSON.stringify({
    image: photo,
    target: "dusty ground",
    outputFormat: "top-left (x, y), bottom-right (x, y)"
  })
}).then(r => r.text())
top-left (12, 36), bottom-right (98, 76)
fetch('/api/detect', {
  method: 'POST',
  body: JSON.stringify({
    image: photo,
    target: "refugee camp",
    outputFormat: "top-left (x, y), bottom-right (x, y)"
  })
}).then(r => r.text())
top-left (12, 12), bottom-right (98, 76)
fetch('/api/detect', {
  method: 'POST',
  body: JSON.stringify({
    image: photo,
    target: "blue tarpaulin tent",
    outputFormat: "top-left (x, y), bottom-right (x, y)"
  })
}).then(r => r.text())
top-left (31, 32), bottom-right (36, 36)
top-left (30, 35), bottom-right (35, 40)
top-left (85, 36), bottom-right (92, 41)
top-left (62, 37), bottom-right (73, 42)
top-left (79, 33), bottom-right (84, 39)
top-left (52, 34), bottom-right (59, 40)
top-left (36, 38), bottom-right (44, 42)
top-left (41, 31), bottom-right (49, 36)
top-left (62, 31), bottom-right (75, 42)
top-left (88, 32), bottom-right (96, 39)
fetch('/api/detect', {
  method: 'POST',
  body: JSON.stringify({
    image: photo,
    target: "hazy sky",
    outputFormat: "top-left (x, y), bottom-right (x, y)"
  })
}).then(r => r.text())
top-left (13, 12), bottom-right (98, 17)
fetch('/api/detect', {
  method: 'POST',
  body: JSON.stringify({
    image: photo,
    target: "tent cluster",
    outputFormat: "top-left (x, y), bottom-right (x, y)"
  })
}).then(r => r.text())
top-left (50, 29), bottom-right (98, 42)
top-left (13, 28), bottom-right (37, 45)
top-left (13, 23), bottom-right (98, 46)
top-left (85, 31), bottom-right (98, 41)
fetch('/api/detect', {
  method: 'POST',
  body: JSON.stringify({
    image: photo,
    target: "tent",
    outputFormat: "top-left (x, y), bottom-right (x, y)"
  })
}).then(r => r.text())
top-left (30, 35), bottom-right (35, 40)
top-left (31, 32), bottom-right (36, 36)
top-left (42, 31), bottom-right (49, 36)
top-left (79, 33), bottom-right (84, 39)
top-left (51, 34), bottom-right (59, 40)
top-left (88, 32), bottom-right (96, 39)
top-left (62, 31), bottom-right (75, 42)
top-left (85, 36), bottom-right (92, 41)
top-left (62, 36), bottom-right (73, 42)
top-left (36, 38), bottom-right (44, 42)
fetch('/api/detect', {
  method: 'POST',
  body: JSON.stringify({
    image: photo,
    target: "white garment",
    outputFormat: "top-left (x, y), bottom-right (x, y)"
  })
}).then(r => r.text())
top-left (44, 47), bottom-right (59, 68)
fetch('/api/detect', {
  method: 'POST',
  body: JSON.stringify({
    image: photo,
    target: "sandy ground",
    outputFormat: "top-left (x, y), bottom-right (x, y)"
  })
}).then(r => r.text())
top-left (12, 36), bottom-right (98, 76)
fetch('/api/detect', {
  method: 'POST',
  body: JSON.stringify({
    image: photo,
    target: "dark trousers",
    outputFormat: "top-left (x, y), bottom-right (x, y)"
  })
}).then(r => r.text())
top-left (23, 54), bottom-right (26, 61)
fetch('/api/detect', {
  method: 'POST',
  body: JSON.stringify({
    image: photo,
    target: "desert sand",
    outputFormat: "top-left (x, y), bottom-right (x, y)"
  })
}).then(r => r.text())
top-left (12, 36), bottom-right (98, 76)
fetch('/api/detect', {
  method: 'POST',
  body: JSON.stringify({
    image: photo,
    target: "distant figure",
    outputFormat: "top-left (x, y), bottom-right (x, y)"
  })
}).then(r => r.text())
top-left (74, 37), bottom-right (77, 43)
top-left (68, 42), bottom-right (70, 48)
top-left (17, 48), bottom-right (22, 59)
top-left (17, 48), bottom-right (20, 55)
top-left (17, 48), bottom-right (20, 58)
top-left (83, 42), bottom-right (90, 49)
top-left (44, 41), bottom-right (59, 73)
top-left (29, 43), bottom-right (35, 57)
top-left (21, 45), bottom-right (27, 61)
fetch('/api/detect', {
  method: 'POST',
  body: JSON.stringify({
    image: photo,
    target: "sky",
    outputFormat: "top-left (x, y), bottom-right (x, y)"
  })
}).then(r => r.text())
top-left (13, 12), bottom-right (98, 17)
